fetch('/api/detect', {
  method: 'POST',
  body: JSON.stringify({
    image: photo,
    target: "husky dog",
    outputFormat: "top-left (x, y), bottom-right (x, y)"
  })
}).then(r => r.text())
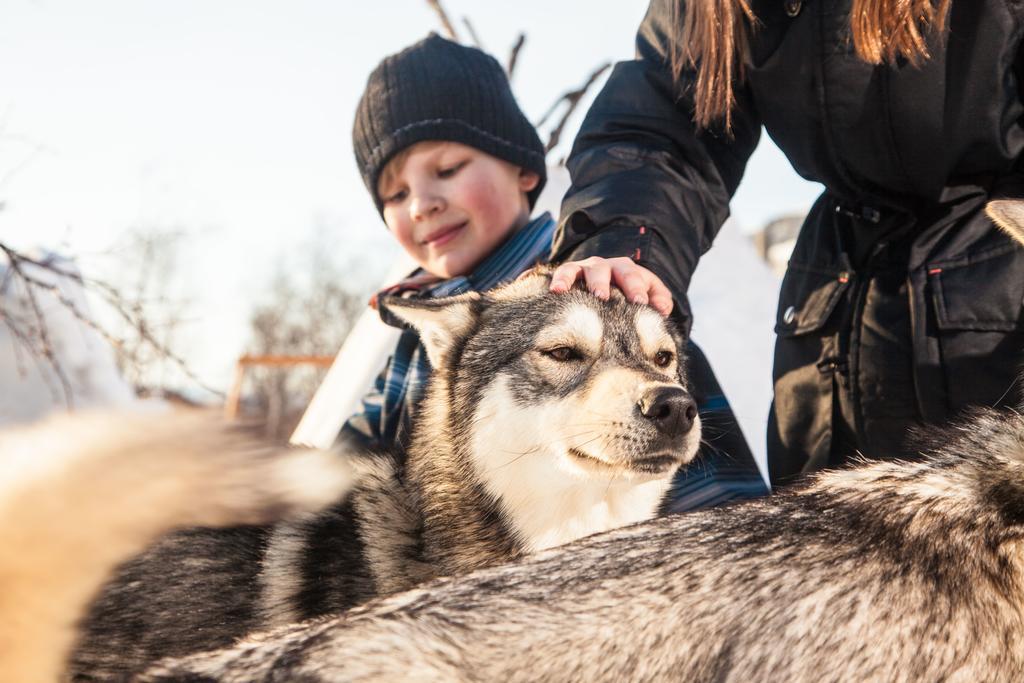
top-left (0, 410), bottom-right (356, 683)
top-left (137, 202), bottom-right (1024, 682)
top-left (65, 270), bottom-right (700, 680)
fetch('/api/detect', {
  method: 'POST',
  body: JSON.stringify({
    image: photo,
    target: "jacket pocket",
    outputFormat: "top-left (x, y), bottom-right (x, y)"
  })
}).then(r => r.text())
top-left (931, 244), bottom-right (1024, 332)
top-left (927, 243), bottom-right (1024, 412)
top-left (769, 261), bottom-right (852, 483)
top-left (775, 264), bottom-right (852, 337)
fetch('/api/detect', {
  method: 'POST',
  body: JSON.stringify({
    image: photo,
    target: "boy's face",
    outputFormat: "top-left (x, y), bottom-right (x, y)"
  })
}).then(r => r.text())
top-left (378, 141), bottom-right (540, 278)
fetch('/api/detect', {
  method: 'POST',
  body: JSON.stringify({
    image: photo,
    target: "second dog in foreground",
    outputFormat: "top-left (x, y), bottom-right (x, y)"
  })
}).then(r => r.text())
top-left (139, 201), bottom-right (1024, 682)
top-left (151, 404), bottom-right (1024, 682)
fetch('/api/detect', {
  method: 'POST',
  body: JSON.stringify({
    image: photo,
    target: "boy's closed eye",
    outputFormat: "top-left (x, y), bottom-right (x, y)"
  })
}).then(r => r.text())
top-left (380, 158), bottom-right (470, 205)
top-left (382, 188), bottom-right (408, 205)
top-left (436, 159), bottom-right (470, 179)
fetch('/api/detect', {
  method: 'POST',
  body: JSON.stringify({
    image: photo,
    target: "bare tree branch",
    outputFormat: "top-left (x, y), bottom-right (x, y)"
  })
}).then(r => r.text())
top-left (507, 33), bottom-right (525, 79)
top-left (426, 0), bottom-right (459, 41)
top-left (0, 240), bottom-right (224, 401)
top-left (0, 243), bottom-right (74, 406)
top-left (537, 62), bottom-right (611, 153)
top-left (0, 306), bottom-right (68, 405)
top-left (461, 17), bottom-right (483, 48)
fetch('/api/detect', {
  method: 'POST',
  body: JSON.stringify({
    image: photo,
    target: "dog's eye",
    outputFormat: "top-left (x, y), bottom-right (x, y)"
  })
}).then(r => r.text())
top-left (653, 350), bottom-right (674, 367)
top-left (543, 346), bottom-right (583, 362)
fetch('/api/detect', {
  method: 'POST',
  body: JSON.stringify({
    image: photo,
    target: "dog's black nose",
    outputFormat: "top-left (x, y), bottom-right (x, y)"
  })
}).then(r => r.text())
top-left (637, 387), bottom-right (697, 437)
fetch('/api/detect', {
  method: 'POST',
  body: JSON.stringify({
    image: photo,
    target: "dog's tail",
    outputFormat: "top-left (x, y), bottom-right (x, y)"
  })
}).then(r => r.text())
top-left (0, 409), bottom-right (360, 683)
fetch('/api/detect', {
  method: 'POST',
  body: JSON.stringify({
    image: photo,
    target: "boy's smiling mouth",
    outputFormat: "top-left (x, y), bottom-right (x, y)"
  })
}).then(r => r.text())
top-left (422, 221), bottom-right (467, 248)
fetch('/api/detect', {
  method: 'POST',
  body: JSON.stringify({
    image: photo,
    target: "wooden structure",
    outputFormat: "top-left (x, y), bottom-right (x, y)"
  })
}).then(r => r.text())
top-left (223, 354), bottom-right (334, 420)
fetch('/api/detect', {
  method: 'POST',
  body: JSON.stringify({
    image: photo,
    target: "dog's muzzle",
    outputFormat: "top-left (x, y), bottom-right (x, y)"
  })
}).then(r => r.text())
top-left (636, 386), bottom-right (697, 440)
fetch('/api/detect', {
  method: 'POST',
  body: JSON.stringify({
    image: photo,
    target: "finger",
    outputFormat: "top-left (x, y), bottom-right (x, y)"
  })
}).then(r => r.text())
top-left (613, 267), bottom-right (650, 306)
top-left (582, 262), bottom-right (613, 300)
top-left (648, 288), bottom-right (675, 316)
top-left (642, 270), bottom-right (674, 316)
top-left (549, 263), bottom-right (582, 293)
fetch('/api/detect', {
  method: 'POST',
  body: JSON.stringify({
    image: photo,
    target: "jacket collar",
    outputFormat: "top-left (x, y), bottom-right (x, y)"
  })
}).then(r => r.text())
top-left (373, 212), bottom-right (554, 327)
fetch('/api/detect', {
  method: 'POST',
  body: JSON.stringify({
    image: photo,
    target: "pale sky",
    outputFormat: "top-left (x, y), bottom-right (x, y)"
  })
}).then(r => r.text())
top-left (0, 0), bottom-right (821, 391)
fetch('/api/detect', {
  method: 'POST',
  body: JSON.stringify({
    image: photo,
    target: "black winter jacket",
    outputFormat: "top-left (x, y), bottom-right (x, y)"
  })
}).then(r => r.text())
top-left (555, 0), bottom-right (1024, 483)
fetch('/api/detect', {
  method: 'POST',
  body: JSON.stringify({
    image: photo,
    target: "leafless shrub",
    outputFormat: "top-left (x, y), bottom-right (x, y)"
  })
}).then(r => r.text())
top-left (426, 0), bottom-right (460, 41)
top-left (536, 62), bottom-right (612, 154)
top-left (102, 225), bottom-right (199, 394)
top-left (507, 33), bottom-right (525, 79)
top-left (243, 247), bottom-right (366, 440)
top-left (0, 232), bottom-right (211, 409)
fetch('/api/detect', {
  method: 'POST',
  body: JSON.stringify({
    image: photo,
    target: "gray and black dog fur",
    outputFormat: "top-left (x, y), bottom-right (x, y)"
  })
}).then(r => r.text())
top-left (147, 407), bottom-right (1024, 682)
top-left (68, 269), bottom-right (700, 680)
top-left (132, 202), bottom-right (1024, 682)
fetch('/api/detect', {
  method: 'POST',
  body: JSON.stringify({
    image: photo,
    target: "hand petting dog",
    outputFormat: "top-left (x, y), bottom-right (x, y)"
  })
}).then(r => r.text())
top-left (549, 256), bottom-right (674, 317)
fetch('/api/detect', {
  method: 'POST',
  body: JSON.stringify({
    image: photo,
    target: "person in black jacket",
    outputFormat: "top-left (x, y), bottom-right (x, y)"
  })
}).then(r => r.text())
top-left (550, 0), bottom-right (1024, 485)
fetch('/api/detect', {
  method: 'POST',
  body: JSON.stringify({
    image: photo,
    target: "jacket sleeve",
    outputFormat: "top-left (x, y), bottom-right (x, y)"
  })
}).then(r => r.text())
top-left (554, 0), bottom-right (762, 334)
top-left (334, 363), bottom-right (390, 452)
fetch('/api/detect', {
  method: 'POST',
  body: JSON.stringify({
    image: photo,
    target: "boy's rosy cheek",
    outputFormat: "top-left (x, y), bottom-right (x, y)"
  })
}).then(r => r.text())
top-left (382, 212), bottom-right (404, 234)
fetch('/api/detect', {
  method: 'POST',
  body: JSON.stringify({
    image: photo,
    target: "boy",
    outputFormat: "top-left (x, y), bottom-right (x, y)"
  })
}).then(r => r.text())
top-left (343, 34), bottom-right (767, 512)
top-left (342, 34), bottom-right (552, 454)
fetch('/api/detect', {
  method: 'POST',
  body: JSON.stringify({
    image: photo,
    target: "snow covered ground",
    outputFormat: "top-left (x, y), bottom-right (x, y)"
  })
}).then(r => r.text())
top-left (688, 219), bottom-right (779, 481)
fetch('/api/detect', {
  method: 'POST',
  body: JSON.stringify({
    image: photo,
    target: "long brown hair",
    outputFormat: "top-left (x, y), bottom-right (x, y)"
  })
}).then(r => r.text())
top-left (671, 0), bottom-right (952, 131)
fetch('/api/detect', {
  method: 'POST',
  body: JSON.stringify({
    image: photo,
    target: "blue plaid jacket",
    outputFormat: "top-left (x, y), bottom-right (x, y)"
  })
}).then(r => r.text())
top-left (338, 212), bottom-right (767, 512)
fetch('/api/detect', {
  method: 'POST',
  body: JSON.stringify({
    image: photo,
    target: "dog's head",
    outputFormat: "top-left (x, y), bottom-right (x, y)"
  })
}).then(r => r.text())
top-left (380, 267), bottom-right (700, 483)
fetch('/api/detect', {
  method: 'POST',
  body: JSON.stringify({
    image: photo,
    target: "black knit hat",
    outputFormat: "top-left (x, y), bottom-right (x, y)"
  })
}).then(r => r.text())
top-left (353, 34), bottom-right (547, 214)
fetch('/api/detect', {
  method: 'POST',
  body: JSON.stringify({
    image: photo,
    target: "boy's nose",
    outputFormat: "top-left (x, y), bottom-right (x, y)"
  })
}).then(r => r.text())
top-left (410, 193), bottom-right (445, 220)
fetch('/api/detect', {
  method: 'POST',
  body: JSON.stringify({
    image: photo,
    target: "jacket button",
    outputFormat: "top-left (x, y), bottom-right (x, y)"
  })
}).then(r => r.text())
top-left (783, 306), bottom-right (797, 325)
top-left (784, 0), bottom-right (802, 17)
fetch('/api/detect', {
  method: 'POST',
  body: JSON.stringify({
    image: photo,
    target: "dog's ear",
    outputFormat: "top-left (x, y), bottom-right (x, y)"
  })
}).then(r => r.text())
top-left (986, 200), bottom-right (1024, 247)
top-left (379, 292), bottom-right (482, 368)
top-left (490, 266), bottom-right (551, 301)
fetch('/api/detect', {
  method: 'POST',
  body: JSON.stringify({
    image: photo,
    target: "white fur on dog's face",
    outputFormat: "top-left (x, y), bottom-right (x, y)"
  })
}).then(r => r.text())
top-left (522, 302), bottom-right (695, 475)
top-left (635, 307), bottom-right (674, 360)
top-left (467, 301), bottom-right (701, 552)
top-left (469, 375), bottom-right (689, 552)
top-left (534, 304), bottom-right (604, 357)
